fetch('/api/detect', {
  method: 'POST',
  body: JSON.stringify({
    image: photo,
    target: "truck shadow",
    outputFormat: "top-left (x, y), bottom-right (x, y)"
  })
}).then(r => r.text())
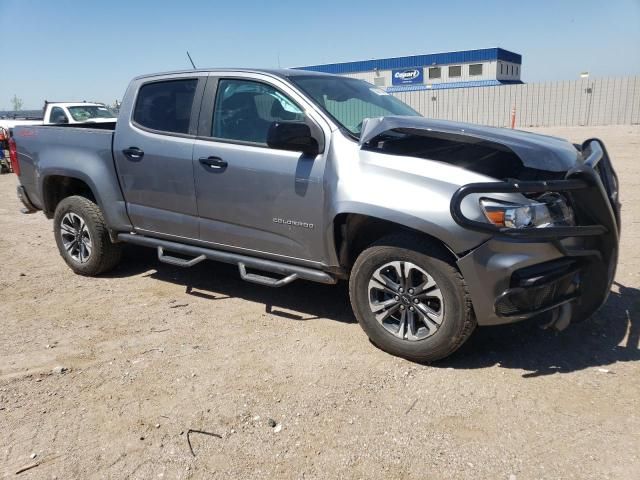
top-left (111, 246), bottom-right (356, 324)
top-left (109, 246), bottom-right (639, 376)
top-left (438, 281), bottom-right (640, 377)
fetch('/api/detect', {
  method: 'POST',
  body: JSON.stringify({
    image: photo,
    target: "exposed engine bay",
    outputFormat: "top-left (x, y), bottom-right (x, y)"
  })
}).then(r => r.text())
top-left (359, 116), bottom-right (582, 182)
top-left (363, 128), bottom-right (566, 181)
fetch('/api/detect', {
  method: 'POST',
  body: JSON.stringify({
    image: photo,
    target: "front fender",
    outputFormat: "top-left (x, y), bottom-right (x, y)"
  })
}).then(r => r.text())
top-left (325, 148), bottom-right (495, 258)
top-left (330, 201), bottom-right (490, 258)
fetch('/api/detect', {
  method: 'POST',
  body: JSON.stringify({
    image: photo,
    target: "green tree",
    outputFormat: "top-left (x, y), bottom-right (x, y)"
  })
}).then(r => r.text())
top-left (11, 95), bottom-right (23, 111)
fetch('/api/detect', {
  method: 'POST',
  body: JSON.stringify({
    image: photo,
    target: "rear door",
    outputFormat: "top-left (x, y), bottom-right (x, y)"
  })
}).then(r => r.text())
top-left (113, 74), bottom-right (206, 239)
top-left (191, 73), bottom-right (330, 264)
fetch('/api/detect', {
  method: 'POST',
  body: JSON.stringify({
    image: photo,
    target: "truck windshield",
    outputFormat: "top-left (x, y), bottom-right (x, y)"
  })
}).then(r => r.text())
top-left (290, 75), bottom-right (420, 138)
top-left (67, 105), bottom-right (117, 122)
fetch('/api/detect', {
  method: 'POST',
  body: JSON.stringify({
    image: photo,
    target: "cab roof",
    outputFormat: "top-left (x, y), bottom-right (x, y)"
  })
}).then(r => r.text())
top-left (132, 68), bottom-right (338, 81)
top-left (45, 102), bottom-right (107, 107)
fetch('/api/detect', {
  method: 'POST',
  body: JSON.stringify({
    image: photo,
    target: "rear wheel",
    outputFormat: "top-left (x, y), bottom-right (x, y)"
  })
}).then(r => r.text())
top-left (349, 234), bottom-right (476, 362)
top-left (53, 196), bottom-right (122, 276)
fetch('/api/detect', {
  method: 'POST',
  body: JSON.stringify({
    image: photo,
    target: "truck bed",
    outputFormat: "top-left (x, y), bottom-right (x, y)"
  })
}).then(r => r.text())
top-left (38, 121), bottom-right (117, 131)
top-left (14, 124), bottom-right (118, 212)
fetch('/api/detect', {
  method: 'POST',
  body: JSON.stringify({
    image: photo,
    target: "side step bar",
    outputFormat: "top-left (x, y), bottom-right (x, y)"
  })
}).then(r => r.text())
top-left (158, 247), bottom-right (206, 267)
top-left (117, 233), bottom-right (336, 287)
top-left (238, 263), bottom-right (298, 287)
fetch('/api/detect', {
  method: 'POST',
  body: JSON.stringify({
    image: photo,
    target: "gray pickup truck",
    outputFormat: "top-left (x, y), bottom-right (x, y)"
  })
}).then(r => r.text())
top-left (11, 68), bottom-right (620, 361)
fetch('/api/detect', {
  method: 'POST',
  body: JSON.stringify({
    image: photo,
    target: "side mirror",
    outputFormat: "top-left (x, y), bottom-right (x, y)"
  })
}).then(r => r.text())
top-left (267, 121), bottom-right (319, 156)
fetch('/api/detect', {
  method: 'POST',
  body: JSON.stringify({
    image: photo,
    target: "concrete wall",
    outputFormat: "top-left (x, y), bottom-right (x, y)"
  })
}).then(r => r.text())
top-left (391, 76), bottom-right (640, 127)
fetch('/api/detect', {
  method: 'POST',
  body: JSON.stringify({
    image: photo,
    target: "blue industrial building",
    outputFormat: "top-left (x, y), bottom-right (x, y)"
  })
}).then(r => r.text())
top-left (296, 48), bottom-right (523, 92)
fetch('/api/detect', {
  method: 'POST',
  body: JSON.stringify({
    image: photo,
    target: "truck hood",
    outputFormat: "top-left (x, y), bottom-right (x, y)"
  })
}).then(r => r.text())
top-left (359, 116), bottom-right (580, 178)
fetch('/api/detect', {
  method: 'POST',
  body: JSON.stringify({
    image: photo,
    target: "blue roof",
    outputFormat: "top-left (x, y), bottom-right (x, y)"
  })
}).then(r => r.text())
top-left (386, 79), bottom-right (523, 93)
top-left (296, 48), bottom-right (522, 74)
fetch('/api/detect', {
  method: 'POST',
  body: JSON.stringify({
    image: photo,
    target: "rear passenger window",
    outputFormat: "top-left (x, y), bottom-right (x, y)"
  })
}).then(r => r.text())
top-left (133, 79), bottom-right (197, 134)
top-left (50, 107), bottom-right (68, 124)
top-left (212, 79), bottom-right (305, 144)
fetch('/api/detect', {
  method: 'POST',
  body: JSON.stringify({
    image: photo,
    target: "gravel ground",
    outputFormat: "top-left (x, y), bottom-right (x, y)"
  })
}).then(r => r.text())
top-left (1, 125), bottom-right (638, 479)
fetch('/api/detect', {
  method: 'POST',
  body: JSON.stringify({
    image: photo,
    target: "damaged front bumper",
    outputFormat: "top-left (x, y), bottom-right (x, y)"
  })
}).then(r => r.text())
top-left (453, 139), bottom-right (620, 327)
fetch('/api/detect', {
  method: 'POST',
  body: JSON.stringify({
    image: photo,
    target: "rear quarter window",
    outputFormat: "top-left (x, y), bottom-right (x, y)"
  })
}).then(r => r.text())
top-left (133, 79), bottom-right (197, 134)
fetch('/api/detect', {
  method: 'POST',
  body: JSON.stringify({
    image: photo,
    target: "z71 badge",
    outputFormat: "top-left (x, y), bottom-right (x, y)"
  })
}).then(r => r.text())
top-left (273, 218), bottom-right (314, 229)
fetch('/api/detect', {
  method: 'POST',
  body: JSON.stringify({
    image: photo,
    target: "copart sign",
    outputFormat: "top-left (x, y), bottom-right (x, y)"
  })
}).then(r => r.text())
top-left (392, 68), bottom-right (424, 85)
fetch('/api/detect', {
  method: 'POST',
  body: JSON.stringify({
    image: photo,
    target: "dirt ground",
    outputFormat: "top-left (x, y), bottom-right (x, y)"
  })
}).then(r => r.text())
top-left (1, 125), bottom-right (638, 479)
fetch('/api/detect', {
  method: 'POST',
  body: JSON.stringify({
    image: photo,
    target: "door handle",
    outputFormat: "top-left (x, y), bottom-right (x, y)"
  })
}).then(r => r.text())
top-left (123, 147), bottom-right (144, 160)
top-left (199, 156), bottom-right (228, 170)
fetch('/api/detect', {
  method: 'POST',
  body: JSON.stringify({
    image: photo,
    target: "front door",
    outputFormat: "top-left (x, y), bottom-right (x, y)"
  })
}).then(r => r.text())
top-left (113, 76), bottom-right (204, 239)
top-left (192, 76), bottom-right (327, 264)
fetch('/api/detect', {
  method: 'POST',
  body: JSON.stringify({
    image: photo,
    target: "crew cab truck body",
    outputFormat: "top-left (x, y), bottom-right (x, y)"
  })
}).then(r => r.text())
top-left (12, 69), bottom-right (620, 361)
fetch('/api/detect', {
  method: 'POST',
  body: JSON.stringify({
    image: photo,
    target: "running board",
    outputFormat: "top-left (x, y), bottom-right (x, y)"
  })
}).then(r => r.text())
top-left (238, 263), bottom-right (298, 287)
top-left (157, 247), bottom-right (206, 267)
top-left (117, 233), bottom-right (336, 286)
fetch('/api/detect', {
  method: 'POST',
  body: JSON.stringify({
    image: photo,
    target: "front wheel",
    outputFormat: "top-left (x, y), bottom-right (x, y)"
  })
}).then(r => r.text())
top-left (53, 195), bottom-right (122, 276)
top-left (349, 234), bottom-right (476, 362)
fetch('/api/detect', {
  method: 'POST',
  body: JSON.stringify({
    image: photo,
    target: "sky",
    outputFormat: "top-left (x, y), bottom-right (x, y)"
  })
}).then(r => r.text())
top-left (0, 0), bottom-right (639, 109)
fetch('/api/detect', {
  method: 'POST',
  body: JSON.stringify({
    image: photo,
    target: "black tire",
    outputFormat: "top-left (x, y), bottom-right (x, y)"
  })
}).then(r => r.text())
top-left (53, 195), bottom-right (122, 276)
top-left (349, 233), bottom-right (476, 362)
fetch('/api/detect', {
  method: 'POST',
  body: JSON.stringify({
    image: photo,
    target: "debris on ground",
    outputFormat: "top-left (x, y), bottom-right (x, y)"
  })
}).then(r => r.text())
top-left (15, 462), bottom-right (40, 475)
top-left (186, 429), bottom-right (222, 457)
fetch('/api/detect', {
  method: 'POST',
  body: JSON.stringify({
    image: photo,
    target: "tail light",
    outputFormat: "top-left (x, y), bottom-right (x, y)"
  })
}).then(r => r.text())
top-left (8, 137), bottom-right (19, 176)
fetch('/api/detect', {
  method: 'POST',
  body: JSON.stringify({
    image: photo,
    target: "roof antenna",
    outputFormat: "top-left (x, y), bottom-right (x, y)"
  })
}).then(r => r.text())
top-left (186, 51), bottom-right (197, 69)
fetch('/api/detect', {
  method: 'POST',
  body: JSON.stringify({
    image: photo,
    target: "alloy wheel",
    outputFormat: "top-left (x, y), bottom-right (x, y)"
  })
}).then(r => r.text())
top-left (367, 261), bottom-right (444, 341)
top-left (60, 212), bottom-right (93, 263)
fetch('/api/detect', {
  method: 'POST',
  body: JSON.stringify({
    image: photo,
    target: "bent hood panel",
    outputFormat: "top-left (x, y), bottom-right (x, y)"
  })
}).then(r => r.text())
top-left (359, 116), bottom-right (580, 173)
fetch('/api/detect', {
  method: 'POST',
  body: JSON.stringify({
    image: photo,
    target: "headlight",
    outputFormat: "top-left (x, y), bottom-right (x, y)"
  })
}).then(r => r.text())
top-left (480, 193), bottom-right (575, 228)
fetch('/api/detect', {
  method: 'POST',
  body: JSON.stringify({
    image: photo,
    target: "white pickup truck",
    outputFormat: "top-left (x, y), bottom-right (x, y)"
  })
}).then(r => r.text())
top-left (0, 102), bottom-right (117, 130)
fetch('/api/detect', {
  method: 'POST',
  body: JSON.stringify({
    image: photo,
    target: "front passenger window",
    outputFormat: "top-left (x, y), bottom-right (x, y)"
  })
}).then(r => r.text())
top-left (212, 79), bottom-right (305, 144)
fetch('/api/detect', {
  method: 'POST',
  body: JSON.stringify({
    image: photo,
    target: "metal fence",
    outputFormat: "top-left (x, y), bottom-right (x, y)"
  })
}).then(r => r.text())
top-left (392, 76), bottom-right (640, 128)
